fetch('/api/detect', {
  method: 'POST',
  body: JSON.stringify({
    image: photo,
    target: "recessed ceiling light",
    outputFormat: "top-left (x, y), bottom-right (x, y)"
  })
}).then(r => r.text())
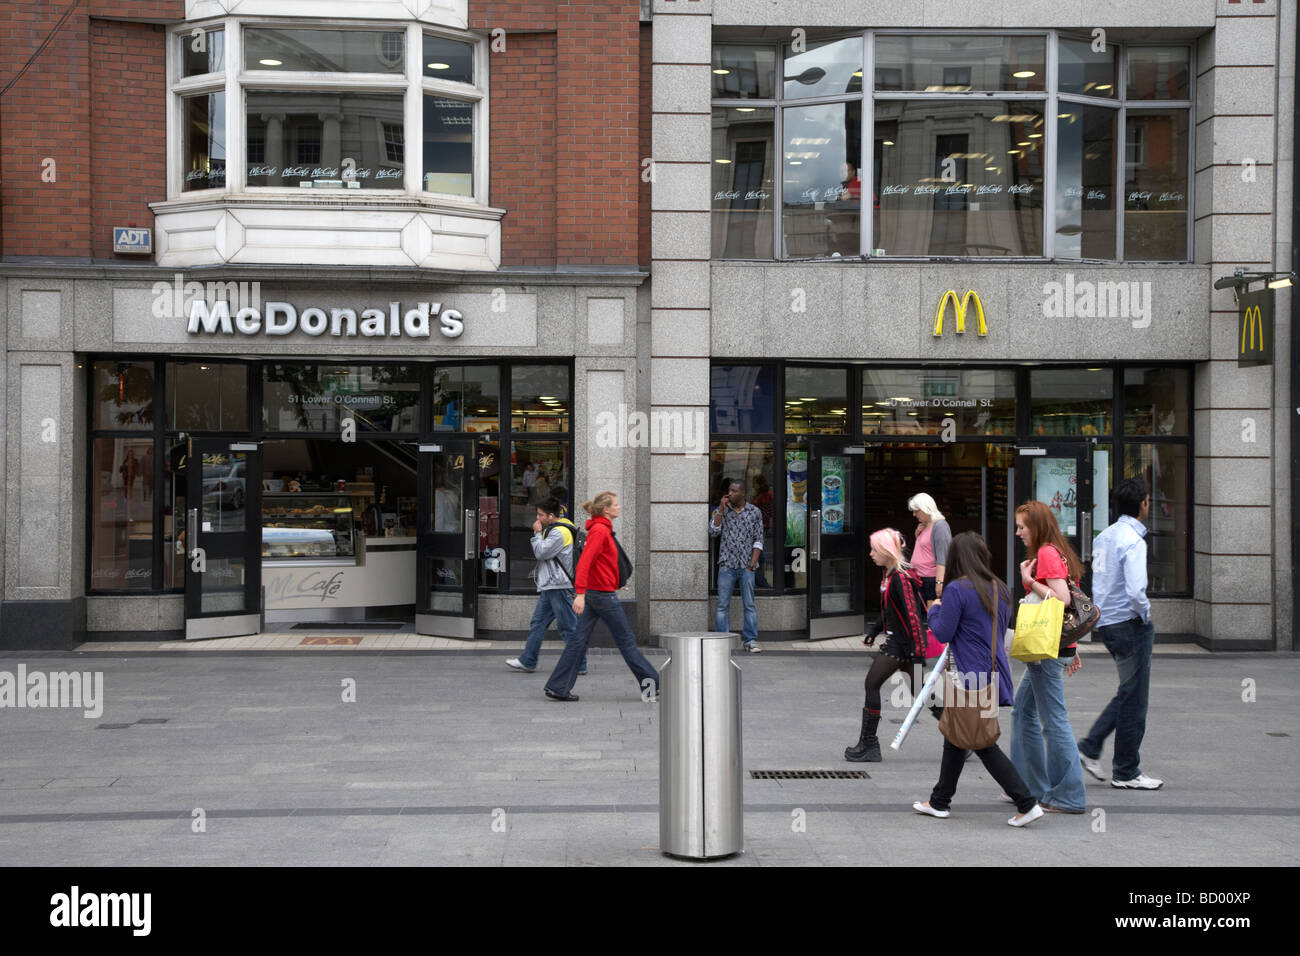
top-left (1013, 70), bottom-right (1036, 78)
top-left (882, 140), bottom-right (895, 146)
top-left (1096, 84), bottom-right (1112, 91)
top-left (428, 62), bottom-right (451, 70)
top-left (715, 158), bottom-right (732, 164)
top-left (1018, 141), bottom-right (1031, 146)
top-left (789, 160), bottom-right (802, 165)
top-left (1028, 133), bottom-right (1042, 139)
top-left (735, 107), bottom-right (756, 113)
top-left (259, 59), bottom-right (282, 66)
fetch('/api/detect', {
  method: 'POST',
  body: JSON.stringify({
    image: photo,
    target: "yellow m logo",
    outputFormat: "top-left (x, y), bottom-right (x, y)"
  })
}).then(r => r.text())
top-left (933, 290), bottom-right (988, 336)
top-left (1240, 305), bottom-right (1263, 354)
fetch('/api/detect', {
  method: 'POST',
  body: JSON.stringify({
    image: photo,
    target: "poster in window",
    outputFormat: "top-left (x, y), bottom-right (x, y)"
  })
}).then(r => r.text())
top-left (785, 448), bottom-right (807, 546)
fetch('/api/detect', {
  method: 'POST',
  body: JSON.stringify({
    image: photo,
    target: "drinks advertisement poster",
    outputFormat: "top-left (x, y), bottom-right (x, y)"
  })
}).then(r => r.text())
top-left (821, 456), bottom-right (848, 535)
top-left (1034, 457), bottom-right (1078, 535)
top-left (785, 449), bottom-right (807, 546)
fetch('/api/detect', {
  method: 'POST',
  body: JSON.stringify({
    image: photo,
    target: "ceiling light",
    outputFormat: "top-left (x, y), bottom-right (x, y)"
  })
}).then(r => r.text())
top-left (1018, 141), bottom-right (1031, 146)
top-left (258, 58), bottom-right (282, 66)
top-left (853, 70), bottom-right (863, 77)
top-left (713, 68), bottom-right (731, 75)
top-left (799, 397), bottom-right (817, 402)
top-left (428, 62), bottom-right (451, 70)
top-left (882, 140), bottom-right (895, 146)
top-left (789, 160), bottom-right (802, 165)
top-left (1058, 112), bottom-right (1073, 118)
top-left (715, 158), bottom-right (732, 164)
top-left (1012, 70), bottom-right (1036, 78)
top-left (1028, 133), bottom-right (1042, 139)
top-left (1096, 84), bottom-right (1112, 91)
top-left (735, 107), bottom-right (756, 112)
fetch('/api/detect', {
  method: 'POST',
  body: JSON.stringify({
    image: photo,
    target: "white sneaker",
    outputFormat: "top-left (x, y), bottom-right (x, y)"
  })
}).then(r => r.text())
top-left (743, 642), bottom-right (763, 653)
top-left (505, 658), bottom-right (535, 672)
top-left (1080, 754), bottom-right (1107, 781)
top-left (1111, 773), bottom-right (1163, 790)
top-left (912, 801), bottom-right (949, 819)
top-left (1008, 804), bottom-right (1044, 827)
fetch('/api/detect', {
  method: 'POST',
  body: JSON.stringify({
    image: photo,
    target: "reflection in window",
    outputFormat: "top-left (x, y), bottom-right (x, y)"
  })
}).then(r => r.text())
top-left (167, 362), bottom-right (248, 431)
top-left (477, 439), bottom-right (501, 591)
top-left (1055, 106), bottom-right (1116, 259)
top-left (862, 369), bottom-right (1016, 436)
top-left (1125, 443), bottom-right (1188, 593)
top-left (782, 36), bottom-right (861, 99)
top-left (1126, 47), bottom-right (1190, 101)
top-left (423, 95), bottom-right (474, 195)
top-left (181, 28), bottom-right (224, 77)
top-left (261, 364), bottom-right (419, 432)
top-left (785, 367), bottom-right (847, 434)
top-left (423, 34), bottom-right (474, 83)
top-left (873, 35), bottom-right (1045, 92)
top-left (1124, 111), bottom-right (1188, 260)
top-left (183, 92), bottom-right (225, 191)
top-left (782, 101), bottom-right (861, 258)
top-left (711, 365), bottom-right (775, 434)
top-left (93, 361), bottom-right (154, 429)
top-left (244, 28), bottom-right (405, 74)
top-left (712, 45), bottom-right (776, 99)
top-left (1058, 37), bottom-right (1117, 97)
top-left (712, 107), bottom-right (775, 259)
top-left (511, 366), bottom-right (570, 432)
top-left (91, 438), bottom-right (155, 591)
top-left (432, 365), bottom-right (500, 432)
top-left (1123, 367), bottom-right (1189, 436)
top-left (509, 441), bottom-right (572, 590)
top-left (709, 442), bottom-right (776, 590)
top-left (1030, 368), bottom-right (1113, 435)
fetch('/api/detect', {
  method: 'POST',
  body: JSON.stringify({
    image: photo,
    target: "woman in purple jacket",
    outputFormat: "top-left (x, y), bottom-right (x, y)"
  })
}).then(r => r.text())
top-left (912, 532), bottom-right (1044, 827)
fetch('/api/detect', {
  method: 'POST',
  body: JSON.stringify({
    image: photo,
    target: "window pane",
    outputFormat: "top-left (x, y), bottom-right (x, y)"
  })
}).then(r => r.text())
top-left (782, 441), bottom-right (807, 591)
top-left (708, 442), bottom-right (776, 590)
top-left (93, 361), bottom-right (154, 429)
top-left (783, 36), bottom-right (862, 99)
top-left (246, 91), bottom-right (405, 189)
top-left (432, 365), bottom-right (500, 432)
top-left (874, 100), bottom-right (1044, 256)
top-left (711, 365), bottom-right (775, 434)
top-left (91, 438), bottom-right (155, 590)
top-left (1124, 443), bottom-right (1189, 593)
top-left (1055, 105), bottom-right (1116, 258)
top-left (508, 440), bottom-right (573, 590)
top-left (862, 368), bottom-right (1016, 437)
top-left (167, 362), bottom-right (248, 431)
top-left (713, 44), bottom-right (776, 99)
top-left (182, 92), bottom-right (225, 191)
top-left (1030, 368), bottom-right (1113, 435)
top-left (477, 440), bottom-right (501, 591)
top-left (262, 364), bottom-right (419, 433)
top-left (785, 367), bottom-right (847, 435)
top-left (244, 28), bottom-right (405, 73)
top-left (782, 101), bottom-right (861, 258)
top-left (511, 366), bottom-right (570, 432)
top-left (1059, 37), bottom-right (1117, 98)
top-left (1127, 47), bottom-right (1190, 100)
top-left (423, 95), bottom-right (474, 195)
top-left (712, 107), bottom-right (775, 259)
top-left (1123, 367), bottom-right (1189, 436)
top-left (164, 437), bottom-right (186, 589)
top-left (180, 27), bottom-right (224, 77)
top-left (1124, 110), bottom-right (1188, 260)
top-left (873, 35), bottom-right (1045, 92)
top-left (423, 34), bottom-right (473, 83)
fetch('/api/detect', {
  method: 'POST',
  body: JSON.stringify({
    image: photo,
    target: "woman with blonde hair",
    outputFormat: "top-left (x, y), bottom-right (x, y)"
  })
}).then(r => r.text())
top-left (543, 491), bottom-right (659, 702)
top-left (908, 492), bottom-right (952, 603)
top-left (844, 528), bottom-right (929, 762)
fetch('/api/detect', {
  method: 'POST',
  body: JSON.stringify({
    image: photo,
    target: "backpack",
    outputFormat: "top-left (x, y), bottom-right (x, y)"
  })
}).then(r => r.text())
top-left (611, 530), bottom-right (633, 587)
top-left (551, 520), bottom-right (585, 584)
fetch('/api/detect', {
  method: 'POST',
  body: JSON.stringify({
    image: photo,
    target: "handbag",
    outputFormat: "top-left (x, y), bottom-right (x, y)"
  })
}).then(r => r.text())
top-left (1010, 591), bottom-right (1064, 662)
top-left (937, 586), bottom-right (1002, 751)
top-left (1060, 580), bottom-right (1100, 650)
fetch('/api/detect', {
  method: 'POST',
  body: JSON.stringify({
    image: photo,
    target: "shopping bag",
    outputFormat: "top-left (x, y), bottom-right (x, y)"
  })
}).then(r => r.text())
top-left (1010, 595), bottom-right (1065, 662)
top-left (924, 628), bottom-right (945, 659)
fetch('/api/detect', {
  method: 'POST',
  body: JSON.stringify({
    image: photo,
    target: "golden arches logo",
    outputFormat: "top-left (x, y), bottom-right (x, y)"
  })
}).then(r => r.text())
top-left (1240, 305), bottom-right (1263, 354)
top-left (933, 290), bottom-right (988, 336)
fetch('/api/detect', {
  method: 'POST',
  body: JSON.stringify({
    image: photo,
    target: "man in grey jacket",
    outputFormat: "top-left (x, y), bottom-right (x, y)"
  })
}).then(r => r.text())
top-left (507, 496), bottom-right (588, 675)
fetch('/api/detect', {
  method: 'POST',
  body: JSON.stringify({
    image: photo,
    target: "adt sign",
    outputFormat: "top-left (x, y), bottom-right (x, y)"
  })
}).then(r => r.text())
top-left (113, 227), bottom-right (152, 255)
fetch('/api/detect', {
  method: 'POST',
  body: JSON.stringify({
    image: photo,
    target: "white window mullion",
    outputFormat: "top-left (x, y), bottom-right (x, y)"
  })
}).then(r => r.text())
top-left (1044, 30), bottom-right (1058, 259)
top-left (476, 34), bottom-right (488, 205)
top-left (226, 18), bottom-right (243, 194)
top-left (406, 23), bottom-right (422, 194)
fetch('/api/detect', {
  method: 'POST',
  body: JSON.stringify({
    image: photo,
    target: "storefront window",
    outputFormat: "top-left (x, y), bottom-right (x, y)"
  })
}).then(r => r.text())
top-left (433, 365), bottom-right (500, 432)
top-left (1030, 368), bottom-right (1113, 435)
top-left (1123, 367), bottom-right (1190, 435)
top-left (873, 35), bottom-right (1045, 92)
top-left (782, 101), bottom-right (861, 258)
top-left (862, 369), bottom-right (1016, 436)
top-left (91, 438), bottom-right (156, 591)
top-left (1124, 443), bottom-right (1189, 592)
top-left (1055, 105), bottom-right (1117, 259)
top-left (508, 441), bottom-right (573, 590)
top-left (711, 365), bottom-right (775, 434)
top-left (511, 366), bottom-right (570, 432)
top-left (163, 437), bottom-right (186, 590)
top-left (182, 92), bottom-right (225, 191)
top-left (709, 441), bottom-right (777, 590)
top-left (93, 361), bottom-right (154, 429)
top-left (261, 364), bottom-right (417, 433)
top-left (477, 439), bottom-right (501, 590)
top-left (785, 367), bottom-right (847, 434)
top-left (1124, 111), bottom-right (1188, 260)
top-left (167, 362), bottom-right (248, 431)
top-left (783, 441), bottom-right (808, 591)
top-left (712, 107), bottom-right (776, 259)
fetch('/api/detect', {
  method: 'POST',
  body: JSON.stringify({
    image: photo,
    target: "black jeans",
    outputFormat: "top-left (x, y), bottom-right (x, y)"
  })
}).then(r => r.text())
top-left (929, 739), bottom-right (1036, 814)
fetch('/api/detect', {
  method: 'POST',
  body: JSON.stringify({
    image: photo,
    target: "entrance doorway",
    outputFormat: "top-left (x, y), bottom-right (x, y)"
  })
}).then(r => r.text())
top-left (1016, 441), bottom-right (1110, 589)
top-left (416, 439), bottom-right (479, 637)
top-left (805, 439), bottom-right (866, 639)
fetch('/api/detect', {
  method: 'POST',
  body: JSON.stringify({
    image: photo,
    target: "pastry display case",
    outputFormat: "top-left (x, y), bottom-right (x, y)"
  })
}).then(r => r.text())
top-left (262, 493), bottom-right (356, 559)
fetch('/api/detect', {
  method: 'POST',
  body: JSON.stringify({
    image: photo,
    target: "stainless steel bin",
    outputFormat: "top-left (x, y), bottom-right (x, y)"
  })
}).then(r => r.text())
top-left (658, 631), bottom-right (743, 859)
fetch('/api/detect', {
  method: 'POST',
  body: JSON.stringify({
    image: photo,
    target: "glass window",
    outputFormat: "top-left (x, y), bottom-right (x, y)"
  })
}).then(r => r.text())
top-left (874, 100), bottom-right (1045, 257)
top-left (785, 367), bottom-right (847, 434)
top-left (782, 101), bottom-right (861, 258)
top-left (91, 438), bottom-right (155, 590)
top-left (1126, 47), bottom-right (1190, 101)
top-left (1124, 443), bottom-right (1189, 593)
top-left (782, 441), bottom-right (808, 591)
top-left (477, 439), bottom-right (501, 590)
top-left (782, 36), bottom-right (862, 99)
top-left (1059, 37), bottom-right (1117, 98)
top-left (511, 366), bottom-right (570, 432)
top-left (708, 441), bottom-right (776, 590)
top-left (422, 95), bottom-right (474, 195)
top-left (167, 362), bottom-right (248, 431)
top-left (245, 91), bottom-right (406, 189)
top-left (244, 28), bottom-right (405, 74)
top-left (180, 27), bottom-right (224, 77)
top-left (93, 361), bottom-right (154, 429)
top-left (182, 92), bottom-right (226, 191)
top-left (163, 437), bottom-right (187, 590)
top-left (711, 365), bottom-right (775, 434)
top-left (1123, 367), bottom-right (1189, 436)
top-left (261, 364), bottom-right (419, 433)
top-left (1124, 110), bottom-right (1188, 260)
top-left (1055, 105), bottom-right (1116, 259)
top-left (873, 35), bottom-right (1045, 92)
top-left (1030, 368), bottom-right (1113, 436)
top-left (432, 365), bottom-right (500, 432)
top-left (508, 440), bottom-right (573, 590)
top-left (712, 107), bottom-right (775, 259)
top-left (862, 369), bottom-right (1016, 437)
top-left (712, 45), bottom-right (776, 99)
top-left (424, 34), bottom-right (474, 83)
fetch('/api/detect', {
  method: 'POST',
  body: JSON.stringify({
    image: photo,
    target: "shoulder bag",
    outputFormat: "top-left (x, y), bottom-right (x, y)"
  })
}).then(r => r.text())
top-left (937, 584), bottom-right (1001, 750)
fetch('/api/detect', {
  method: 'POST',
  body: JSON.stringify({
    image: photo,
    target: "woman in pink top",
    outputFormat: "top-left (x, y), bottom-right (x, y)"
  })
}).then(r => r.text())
top-left (908, 492), bottom-right (951, 603)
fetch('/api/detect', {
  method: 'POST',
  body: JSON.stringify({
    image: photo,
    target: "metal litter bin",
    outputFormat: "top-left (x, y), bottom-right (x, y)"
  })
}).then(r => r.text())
top-left (658, 631), bottom-right (743, 859)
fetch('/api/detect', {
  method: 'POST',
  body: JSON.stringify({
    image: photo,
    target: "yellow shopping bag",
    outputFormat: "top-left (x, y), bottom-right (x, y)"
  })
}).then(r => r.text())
top-left (1010, 595), bottom-right (1065, 662)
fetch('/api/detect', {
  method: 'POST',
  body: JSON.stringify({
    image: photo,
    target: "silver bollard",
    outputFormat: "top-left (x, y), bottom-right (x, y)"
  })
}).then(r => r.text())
top-left (658, 631), bottom-right (743, 859)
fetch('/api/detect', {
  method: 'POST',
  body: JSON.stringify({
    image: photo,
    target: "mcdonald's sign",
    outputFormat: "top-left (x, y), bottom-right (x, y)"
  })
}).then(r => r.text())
top-left (1238, 288), bottom-right (1273, 367)
top-left (933, 289), bottom-right (988, 336)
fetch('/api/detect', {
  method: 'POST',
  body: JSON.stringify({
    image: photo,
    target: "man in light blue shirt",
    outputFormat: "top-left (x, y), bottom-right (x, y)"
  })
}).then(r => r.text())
top-left (1079, 478), bottom-right (1162, 790)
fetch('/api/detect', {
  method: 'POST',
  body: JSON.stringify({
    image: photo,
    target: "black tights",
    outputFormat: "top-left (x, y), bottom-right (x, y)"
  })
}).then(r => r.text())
top-left (863, 655), bottom-right (919, 712)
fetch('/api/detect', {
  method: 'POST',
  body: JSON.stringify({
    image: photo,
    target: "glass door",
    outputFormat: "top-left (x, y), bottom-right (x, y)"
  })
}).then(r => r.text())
top-left (807, 441), bottom-right (865, 640)
top-left (185, 439), bottom-right (262, 639)
top-left (416, 440), bottom-right (478, 637)
top-left (1017, 442), bottom-right (1106, 589)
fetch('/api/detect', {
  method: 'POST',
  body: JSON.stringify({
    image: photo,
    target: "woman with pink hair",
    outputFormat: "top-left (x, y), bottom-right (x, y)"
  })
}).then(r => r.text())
top-left (844, 528), bottom-right (930, 762)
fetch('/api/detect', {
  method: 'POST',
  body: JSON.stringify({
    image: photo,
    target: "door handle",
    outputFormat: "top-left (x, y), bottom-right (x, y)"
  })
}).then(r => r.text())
top-left (187, 508), bottom-right (198, 553)
top-left (1081, 511), bottom-right (1093, 556)
top-left (464, 509), bottom-right (477, 559)
top-left (809, 510), bottom-right (821, 561)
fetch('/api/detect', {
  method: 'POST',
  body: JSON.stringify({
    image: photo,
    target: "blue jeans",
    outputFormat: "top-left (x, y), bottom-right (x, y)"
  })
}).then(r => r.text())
top-left (517, 588), bottom-right (586, 673)
top-left (545, 591), bottom-right (659, 698)
top-left (715, 566), bottom-right (758, 646)
top-left (1079, 617), bottom-right (1154, 781)
top-left (1011, 656), bottom-right (1087, 811)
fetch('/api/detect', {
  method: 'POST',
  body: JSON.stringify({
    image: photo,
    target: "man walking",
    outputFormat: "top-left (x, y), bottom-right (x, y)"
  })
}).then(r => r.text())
top-left (1079, 478), bottom-right (1162, 790)
top-left (708, 478), bottom-right (764, 652)
top-left (507, 496), bottom-right (588, 676)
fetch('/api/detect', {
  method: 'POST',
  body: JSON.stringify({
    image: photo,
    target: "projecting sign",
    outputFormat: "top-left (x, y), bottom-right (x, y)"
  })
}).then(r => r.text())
top-left (113, 227), bottom-right (152, 255)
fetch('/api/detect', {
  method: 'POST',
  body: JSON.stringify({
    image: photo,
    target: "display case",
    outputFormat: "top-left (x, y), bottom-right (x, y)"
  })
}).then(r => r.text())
top-left (262, 493), bottom-right (356, 559)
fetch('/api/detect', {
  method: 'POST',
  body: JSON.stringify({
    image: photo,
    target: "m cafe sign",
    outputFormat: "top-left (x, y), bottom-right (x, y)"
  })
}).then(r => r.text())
top-left (185, 299), bottom-right (465, 339)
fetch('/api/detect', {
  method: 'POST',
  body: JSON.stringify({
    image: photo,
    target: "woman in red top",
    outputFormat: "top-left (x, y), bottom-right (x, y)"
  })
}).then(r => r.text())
top-left (1008, 501), bottom-right (1088, 813)
top-left (543, 491), bottom-right (659, 702)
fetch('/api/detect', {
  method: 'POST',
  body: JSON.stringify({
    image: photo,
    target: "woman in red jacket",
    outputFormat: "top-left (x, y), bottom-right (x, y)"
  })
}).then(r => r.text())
top-left (543, 491), bottom-right (659, 702)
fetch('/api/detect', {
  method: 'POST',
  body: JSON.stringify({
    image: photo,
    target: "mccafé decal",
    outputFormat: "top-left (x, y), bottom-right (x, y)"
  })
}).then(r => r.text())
top-left (933, 289), bottom-right (988, 336)
top-left (187, 300), bottom-right (465, 339)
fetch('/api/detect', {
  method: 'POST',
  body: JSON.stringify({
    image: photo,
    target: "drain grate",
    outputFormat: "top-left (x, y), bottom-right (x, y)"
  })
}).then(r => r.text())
top-left (750, 770), bottom-right (871, 780)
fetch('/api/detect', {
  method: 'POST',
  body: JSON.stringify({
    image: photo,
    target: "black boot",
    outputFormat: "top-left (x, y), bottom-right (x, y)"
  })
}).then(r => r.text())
top-left (844, 711), bottom-right (882, 762)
